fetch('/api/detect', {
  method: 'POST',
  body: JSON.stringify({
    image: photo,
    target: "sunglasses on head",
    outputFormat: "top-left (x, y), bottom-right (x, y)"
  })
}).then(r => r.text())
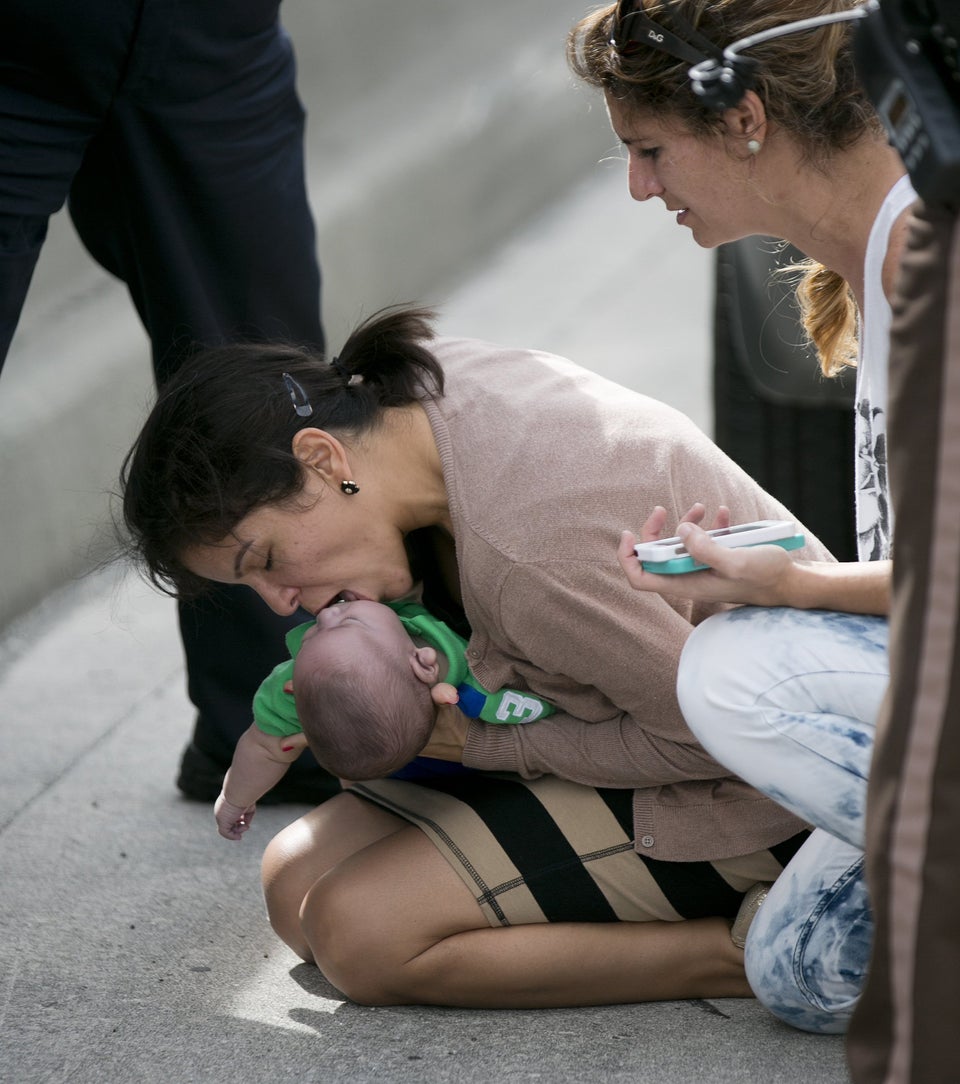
top-left (609, 0), bottom-right (723, 66)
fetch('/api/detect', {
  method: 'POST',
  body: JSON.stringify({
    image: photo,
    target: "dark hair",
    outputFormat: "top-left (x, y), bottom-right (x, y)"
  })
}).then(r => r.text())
top-left (119, 305), bottom-right (442, 597)
top-left (567, 0), bottom-right (878, 376)
top-left (294, 650), bottom-right (434, 780)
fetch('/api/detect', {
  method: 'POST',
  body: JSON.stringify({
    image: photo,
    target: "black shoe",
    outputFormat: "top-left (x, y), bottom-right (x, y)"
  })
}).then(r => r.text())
top-left (176, 741), bottom-right (341, 805)
top-left (176, 742), bottom-right (226, 801)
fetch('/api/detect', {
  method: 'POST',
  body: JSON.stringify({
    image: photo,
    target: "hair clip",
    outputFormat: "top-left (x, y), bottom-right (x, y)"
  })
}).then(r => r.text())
top-left (282, 372), bottom-right (314, 418)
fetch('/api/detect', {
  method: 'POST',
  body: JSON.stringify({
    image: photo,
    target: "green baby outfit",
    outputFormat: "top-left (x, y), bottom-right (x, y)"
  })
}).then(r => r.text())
top-left (252, 600), bottom-right (553, 738)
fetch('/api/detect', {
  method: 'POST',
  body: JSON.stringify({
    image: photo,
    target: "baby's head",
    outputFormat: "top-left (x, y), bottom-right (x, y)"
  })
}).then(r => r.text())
top-left (292, 601), bottom-right (438, 779)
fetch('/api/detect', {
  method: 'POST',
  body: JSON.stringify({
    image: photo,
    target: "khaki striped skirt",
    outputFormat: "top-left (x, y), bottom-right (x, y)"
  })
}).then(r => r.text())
top-left (350, 772), bottom-right (807, 928)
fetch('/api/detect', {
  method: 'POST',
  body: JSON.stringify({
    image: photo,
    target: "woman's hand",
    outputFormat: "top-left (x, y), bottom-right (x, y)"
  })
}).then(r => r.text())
top-left (618, 503), bottom-right (798, 607)
top-left (419, 703), bottom-right (469, 762)
top-left (641, 502), bottom-right (730, 545)
top-left (619, 502), bottom-right (730, 593)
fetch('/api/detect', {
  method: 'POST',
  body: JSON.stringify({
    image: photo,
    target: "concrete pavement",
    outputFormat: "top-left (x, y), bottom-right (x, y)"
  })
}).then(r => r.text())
top-left (0, 4), bottom-right (851, 1081)
top-left (0, 170), bottom-right (849, 1082)
top-left (0, 0), bottom-right (611, 629)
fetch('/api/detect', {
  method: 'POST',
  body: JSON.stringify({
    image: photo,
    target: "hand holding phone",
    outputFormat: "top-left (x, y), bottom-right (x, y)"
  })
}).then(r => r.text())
top-left (633, 519), bottom-right (805, 574)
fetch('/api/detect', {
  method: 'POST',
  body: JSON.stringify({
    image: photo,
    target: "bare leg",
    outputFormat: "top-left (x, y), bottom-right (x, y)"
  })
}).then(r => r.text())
top-left (261, 792), bottom-right (409, 961)
top-left (301, 822), bottom-right (750, 1008)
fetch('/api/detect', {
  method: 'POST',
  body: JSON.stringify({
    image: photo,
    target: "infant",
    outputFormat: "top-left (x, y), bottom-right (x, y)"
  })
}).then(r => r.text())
top-left (215, 599), bottom-right (554, 839)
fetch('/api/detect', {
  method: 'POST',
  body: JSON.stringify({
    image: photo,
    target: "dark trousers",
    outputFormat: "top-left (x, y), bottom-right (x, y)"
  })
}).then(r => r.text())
top-left (847, 203), bottom-right (960, 1082)
top-left (0, 0), bottom-right (335, 795)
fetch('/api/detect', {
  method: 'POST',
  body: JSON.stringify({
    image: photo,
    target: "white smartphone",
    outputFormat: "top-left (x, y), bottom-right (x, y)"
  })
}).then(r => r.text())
top-left (633, 519), bottom-right (805, 574)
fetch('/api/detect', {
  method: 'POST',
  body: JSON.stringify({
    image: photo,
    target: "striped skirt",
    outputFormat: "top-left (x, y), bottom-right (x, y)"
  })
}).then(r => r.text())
top-left (351, 772), bottom-right (808, 928)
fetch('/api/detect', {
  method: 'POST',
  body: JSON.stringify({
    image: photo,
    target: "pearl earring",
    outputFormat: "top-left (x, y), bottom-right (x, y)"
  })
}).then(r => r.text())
top-left (747, 139), bottom-right (762, 156)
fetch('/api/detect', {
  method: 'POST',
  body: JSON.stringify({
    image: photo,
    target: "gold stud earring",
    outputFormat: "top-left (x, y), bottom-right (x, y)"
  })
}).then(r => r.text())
top-left (340, 480), bottom-right (360, 495)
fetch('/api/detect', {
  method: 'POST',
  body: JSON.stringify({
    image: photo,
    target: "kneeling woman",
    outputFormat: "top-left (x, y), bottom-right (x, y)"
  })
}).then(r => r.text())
top-left (120, 306), bottom-right (832, 1015)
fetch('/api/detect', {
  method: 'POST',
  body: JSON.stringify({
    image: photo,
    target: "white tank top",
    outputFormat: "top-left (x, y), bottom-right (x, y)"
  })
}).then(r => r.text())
top-left (855, 173), bottom-right (917, 562)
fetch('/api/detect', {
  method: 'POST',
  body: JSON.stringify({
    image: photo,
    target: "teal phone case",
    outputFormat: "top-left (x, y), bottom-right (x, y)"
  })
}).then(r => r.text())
top-left (641, 533), bottom-right (806, 574)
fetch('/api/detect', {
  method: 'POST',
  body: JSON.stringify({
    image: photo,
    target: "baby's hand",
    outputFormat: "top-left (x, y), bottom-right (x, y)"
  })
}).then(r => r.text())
top-left (431, 681), bottom-right (460, 706)
top-left (214, 793), bottom-right (256, 841)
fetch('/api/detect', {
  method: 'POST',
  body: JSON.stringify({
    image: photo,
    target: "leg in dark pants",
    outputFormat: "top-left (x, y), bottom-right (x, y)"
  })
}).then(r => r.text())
top-left (847, 204), bottom-right (960, 1083)
top-left (0, 0), bottom-right (339, 801)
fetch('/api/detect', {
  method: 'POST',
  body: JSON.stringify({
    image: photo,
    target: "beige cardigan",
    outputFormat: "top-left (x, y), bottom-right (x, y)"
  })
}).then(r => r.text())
top-left (422, 336), bottom-right (833, 862)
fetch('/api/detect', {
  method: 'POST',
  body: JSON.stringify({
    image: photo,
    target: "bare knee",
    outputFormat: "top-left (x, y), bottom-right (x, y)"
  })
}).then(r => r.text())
top-left (261, 795), bottom-right (414, 967)
top-left (299, 842), bottom-right (480, 1007)
top-left (299, 835), bottom-right (489, 1005)
top-left (261, 824), bottom-right (320, 962)
top-left (299, 869), bottom-right (405, 1005)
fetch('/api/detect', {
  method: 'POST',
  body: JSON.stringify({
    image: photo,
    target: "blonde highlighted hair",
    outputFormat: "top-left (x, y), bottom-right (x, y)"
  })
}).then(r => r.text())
top-left (568, 0), bottom-right (880, 375)
top-left (788, 260), bottom-right (858, 376)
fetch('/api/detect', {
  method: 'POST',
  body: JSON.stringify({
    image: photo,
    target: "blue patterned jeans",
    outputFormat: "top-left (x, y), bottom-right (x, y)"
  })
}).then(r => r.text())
top-left (678, 607), bottom-right (889, 1034)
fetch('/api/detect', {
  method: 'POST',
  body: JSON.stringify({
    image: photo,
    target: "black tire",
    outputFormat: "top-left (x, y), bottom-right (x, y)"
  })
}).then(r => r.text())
top-left (713, 238), bottom-right (857, 563)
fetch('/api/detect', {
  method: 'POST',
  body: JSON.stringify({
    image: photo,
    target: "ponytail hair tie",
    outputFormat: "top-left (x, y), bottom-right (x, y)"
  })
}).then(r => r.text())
top-left (331, 355), bottom-right (363, 387)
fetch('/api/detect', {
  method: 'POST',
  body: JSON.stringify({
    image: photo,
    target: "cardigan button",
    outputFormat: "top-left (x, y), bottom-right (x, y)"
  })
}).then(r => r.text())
top-left (640, 835), bottom-right (655, 848)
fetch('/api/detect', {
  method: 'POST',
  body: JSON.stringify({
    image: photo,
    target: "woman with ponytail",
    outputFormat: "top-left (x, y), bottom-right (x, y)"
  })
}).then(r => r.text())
top-left (120, 303), bottom-right (845, 1026)
top-left (569, 0), bottom-right (912, 562)
top-left (569, 0), bottom-right (915, 1034)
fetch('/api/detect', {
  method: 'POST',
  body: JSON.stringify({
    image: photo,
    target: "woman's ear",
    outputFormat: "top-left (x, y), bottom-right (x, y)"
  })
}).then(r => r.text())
top-left (291, 428), bottom-right (350, 484)
top-left (721, 89), bottom-right (767, 147)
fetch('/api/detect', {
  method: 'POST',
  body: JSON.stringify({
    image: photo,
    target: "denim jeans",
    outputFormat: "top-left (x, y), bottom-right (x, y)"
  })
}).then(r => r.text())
top-left (678, 607), bottom-right (890, 1033)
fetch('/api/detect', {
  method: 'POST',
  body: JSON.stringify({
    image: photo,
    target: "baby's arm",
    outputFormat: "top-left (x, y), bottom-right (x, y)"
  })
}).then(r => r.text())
top-left (426, 661), bottom-right (553, 726)
top-left (215, 724), bottom-right (308, 840)
top-left (431, 682), bottom-right (460, 706)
